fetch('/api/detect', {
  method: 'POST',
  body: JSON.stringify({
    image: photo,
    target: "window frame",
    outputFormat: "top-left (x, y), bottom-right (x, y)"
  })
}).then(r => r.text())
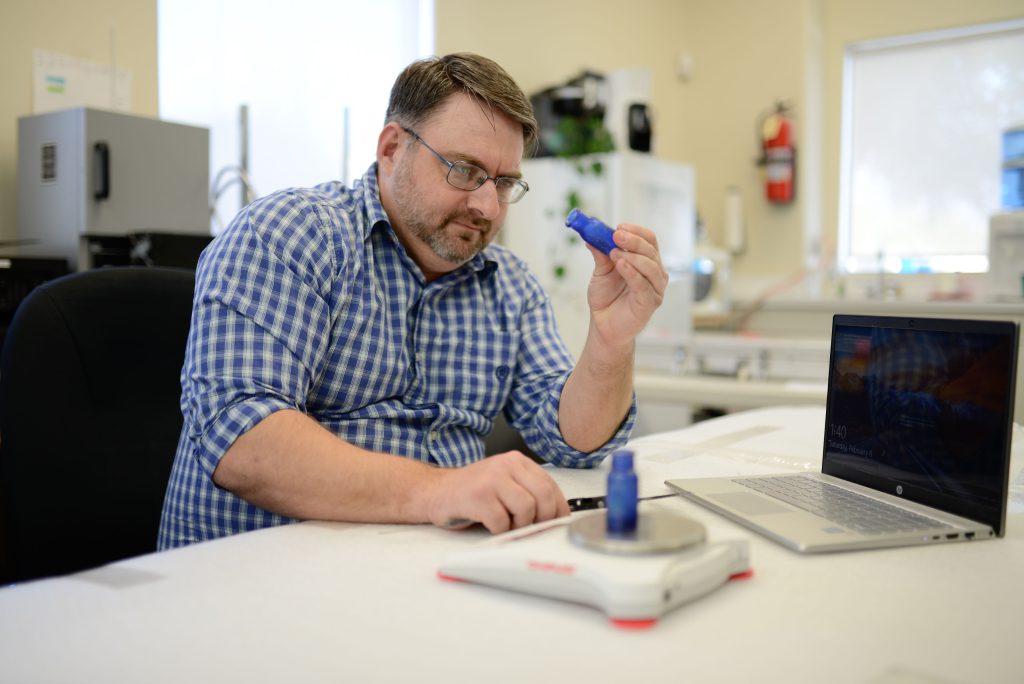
top-left (837, 18), bottom-right (1024, 279)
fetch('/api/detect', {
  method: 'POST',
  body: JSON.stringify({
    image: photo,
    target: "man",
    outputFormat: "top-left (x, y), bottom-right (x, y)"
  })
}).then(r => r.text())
top-left (158, 53), bottom-right (668, 549)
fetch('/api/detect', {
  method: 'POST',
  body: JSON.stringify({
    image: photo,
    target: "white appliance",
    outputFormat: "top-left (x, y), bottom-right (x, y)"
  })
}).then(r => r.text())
top-left (988, 212), bottom-right (1024, 300)
top-left (692, 243), bottom-right (731, 317)
top-left (17, 107), bottom-right (210, 269)
top-left (501, 151), bottom-right (695, 360)
top-left (604, 68), bottom-right (653, 154)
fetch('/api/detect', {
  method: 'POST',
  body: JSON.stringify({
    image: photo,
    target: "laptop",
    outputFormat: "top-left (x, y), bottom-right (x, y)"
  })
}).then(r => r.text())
top-left (667, 314), bottom-right (1019, 553)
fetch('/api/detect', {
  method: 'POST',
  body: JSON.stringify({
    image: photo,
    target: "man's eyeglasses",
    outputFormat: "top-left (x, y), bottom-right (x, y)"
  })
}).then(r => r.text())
top-left (401, 127), bottom-right (529, 204)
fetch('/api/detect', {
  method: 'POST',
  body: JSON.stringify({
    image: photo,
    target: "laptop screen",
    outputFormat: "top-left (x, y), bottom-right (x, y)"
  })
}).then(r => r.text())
top-left (822, 315), bottom-right (1019, 535)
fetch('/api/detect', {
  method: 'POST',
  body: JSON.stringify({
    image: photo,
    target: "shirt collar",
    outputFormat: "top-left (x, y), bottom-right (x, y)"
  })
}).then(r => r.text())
top-left (361, 163), bottom-right (390, 240)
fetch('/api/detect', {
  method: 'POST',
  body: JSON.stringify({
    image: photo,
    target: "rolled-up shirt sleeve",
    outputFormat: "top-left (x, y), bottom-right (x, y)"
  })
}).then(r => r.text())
top-left (182, 190), bottom-right (343, 475)
top-left (501, 262), bottom-right (637, 469)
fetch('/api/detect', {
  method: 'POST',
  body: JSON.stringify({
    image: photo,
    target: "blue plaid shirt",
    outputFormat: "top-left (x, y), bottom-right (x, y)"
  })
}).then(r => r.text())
top-left (158, 164), bottom-right (635, 548)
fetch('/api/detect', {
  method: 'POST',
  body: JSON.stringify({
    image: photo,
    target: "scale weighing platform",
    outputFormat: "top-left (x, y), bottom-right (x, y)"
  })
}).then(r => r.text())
top-left (439, 509), bottom-right (751, 628)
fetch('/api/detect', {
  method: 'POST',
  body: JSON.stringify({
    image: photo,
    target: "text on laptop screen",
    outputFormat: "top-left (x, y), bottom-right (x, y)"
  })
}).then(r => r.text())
top-left (824, 321), bottom-right (1015, 524)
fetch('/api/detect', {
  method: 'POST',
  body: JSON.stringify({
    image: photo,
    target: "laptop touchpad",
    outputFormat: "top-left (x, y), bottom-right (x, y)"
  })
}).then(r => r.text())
top-left (710, 492), bottom-right (792, 515)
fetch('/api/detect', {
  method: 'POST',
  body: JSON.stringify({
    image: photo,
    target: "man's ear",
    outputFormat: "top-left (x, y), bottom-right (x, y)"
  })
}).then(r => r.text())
top-left (376, 123), bottom-right (405, 175)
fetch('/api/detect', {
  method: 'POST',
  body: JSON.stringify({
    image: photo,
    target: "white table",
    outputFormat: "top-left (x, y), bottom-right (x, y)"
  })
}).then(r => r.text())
top-left (1, 407), bottom-right (1022, 684)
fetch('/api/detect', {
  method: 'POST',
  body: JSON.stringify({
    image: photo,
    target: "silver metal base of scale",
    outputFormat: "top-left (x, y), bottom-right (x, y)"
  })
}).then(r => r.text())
top-left (569, 510), bottom-right (706, 555)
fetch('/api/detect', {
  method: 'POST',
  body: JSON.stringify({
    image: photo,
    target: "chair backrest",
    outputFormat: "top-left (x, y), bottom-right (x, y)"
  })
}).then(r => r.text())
top-left (0, 266), bottom-right (195, 584)
top-left (485, 413), bottom-right (535, 459)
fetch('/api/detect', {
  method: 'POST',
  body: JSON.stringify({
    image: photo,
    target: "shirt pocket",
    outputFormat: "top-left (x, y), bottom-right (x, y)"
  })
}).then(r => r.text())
top-left (452, 328), bottom-right (519, 417)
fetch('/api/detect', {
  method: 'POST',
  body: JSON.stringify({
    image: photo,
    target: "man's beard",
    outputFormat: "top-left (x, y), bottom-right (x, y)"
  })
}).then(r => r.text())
top-left (390, 161), bottom-right (494, 264)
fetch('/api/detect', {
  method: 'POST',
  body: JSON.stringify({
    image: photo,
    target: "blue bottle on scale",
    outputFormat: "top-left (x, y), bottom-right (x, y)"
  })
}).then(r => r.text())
top-left (605, 450), bottom-right (638, 535)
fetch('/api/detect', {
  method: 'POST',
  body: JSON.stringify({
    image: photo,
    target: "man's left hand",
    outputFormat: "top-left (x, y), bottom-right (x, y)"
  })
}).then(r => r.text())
top-left (585, 223), bottom-right (669, 350)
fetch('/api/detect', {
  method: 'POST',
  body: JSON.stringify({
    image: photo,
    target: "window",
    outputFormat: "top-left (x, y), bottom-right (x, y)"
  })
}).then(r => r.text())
top-left (158, 0), bottom-right (434, 232)
top-left (839, 19), bottom-right (1024, 275)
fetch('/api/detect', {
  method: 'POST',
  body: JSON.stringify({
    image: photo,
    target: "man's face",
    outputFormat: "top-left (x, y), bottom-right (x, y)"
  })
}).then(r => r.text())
top-left (379, 92), bottom-right (525, 280)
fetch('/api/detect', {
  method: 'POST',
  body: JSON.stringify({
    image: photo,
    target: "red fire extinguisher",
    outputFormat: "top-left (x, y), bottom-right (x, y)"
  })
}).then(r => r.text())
top-left (758, 103), bottom-right (795, 204)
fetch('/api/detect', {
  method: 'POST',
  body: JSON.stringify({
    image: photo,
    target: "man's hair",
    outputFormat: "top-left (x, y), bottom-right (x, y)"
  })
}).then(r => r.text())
top-left (385, 53), bottom-right (538, 155)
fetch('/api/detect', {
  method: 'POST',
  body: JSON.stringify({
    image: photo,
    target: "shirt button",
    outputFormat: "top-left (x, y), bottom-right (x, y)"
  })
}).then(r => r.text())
top-left (429, 430), bottom-right (439, 441)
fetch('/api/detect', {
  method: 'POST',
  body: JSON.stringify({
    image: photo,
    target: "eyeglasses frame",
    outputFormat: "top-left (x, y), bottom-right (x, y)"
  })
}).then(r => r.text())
top-left (400, 126), bottom-right (529, 204)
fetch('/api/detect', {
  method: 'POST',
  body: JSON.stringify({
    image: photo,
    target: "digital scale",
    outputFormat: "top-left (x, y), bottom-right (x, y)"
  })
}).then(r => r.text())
top-left (439, 509), bottom-right (751, 628)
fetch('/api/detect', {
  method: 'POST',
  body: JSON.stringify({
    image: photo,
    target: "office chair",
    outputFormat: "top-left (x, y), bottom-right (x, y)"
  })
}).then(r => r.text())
top-left (0, 267), bottom-right (195, 584)
top-left (485, 413), bottom-right (536, 458)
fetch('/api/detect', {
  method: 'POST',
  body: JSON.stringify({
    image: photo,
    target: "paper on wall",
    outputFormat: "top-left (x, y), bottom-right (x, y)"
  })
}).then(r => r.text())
top-left (33, 48), bottom-right (132, 114)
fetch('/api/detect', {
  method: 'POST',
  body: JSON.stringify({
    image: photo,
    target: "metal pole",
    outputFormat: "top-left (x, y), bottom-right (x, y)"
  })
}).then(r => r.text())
top-left (341, 106), bottom-right (350, 185)
top-left (239, 103), bottom-right (250, 208)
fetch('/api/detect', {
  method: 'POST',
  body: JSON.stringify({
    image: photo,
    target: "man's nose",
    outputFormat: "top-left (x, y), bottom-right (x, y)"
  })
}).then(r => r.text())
top-left (466, 180), bottom-right (501, 220)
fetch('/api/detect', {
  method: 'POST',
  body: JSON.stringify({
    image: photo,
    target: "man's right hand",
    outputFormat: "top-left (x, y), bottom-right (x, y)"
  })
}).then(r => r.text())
top-left (421, 451), bottom-right (571, 534)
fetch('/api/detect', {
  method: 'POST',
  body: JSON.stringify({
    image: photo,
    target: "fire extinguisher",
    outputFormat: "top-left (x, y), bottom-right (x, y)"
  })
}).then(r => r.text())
top-left (758, 103), bottom-right (796, 204)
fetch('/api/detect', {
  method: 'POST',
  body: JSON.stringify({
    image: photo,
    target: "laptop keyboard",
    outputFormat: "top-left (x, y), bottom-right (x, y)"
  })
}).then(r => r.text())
top-left (736, 475), bottom-right (952, 534)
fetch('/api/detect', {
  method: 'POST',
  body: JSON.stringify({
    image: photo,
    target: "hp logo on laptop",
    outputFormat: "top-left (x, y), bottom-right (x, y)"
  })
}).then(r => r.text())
top-left (896, 485), bottom-right (904, 495)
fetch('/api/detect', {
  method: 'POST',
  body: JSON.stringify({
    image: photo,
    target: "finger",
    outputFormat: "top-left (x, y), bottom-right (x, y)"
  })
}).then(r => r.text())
top-left (508, 459), bottom-right (569, 523)
top-left (431, 463), bottom-right (512, 533)
top-left (612, 244), bottom-right (667, 279)
top-left (613, 224), bottom-right (662, 258)
top-left (459, 453), bottom-right (569, 532)
top-left (611, 231), bottom-right (666, 289)
top-left (476, 498), bottom-right (514, 534)
top-left (583, 242), bottom-right (616, 273)
top-left (496, 482), bottom-right (538, 530)
top-left (613, 252), bottom-right (668, 299)
top-left (483, 453), bottom-right (559, 526)
top-left (514, 474), bottom-right (558, 524)
top-left (461, 455), bottom-right (534, 531)
top-left (554, 492), bottom-right (571, 518)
